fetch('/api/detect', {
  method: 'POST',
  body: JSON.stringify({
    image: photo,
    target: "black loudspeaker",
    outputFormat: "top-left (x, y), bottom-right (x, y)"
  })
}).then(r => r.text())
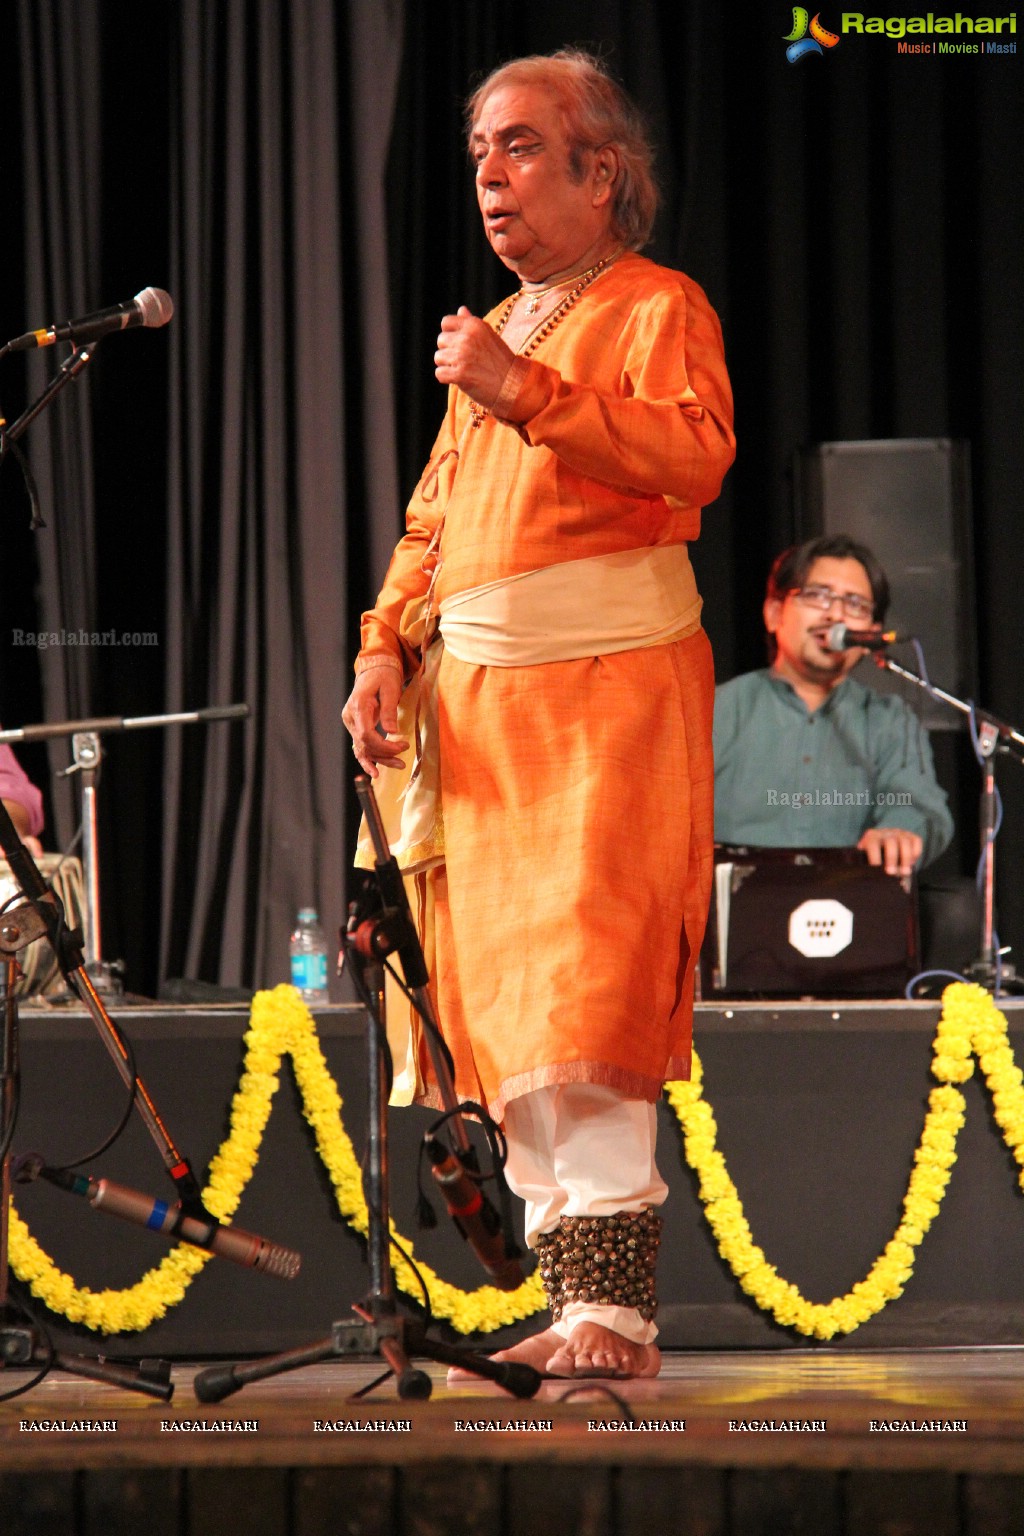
top-left (794, 438), bottom-right (976, 730)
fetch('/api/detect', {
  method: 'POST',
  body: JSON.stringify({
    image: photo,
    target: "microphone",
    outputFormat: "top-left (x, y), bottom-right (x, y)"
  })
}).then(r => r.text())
top-left (825, 623), bottom-right (909, 653)
top-left (425, 1137), bottom-right (525, 1291)
top-left (39, 1168), bottom-right (301, 1279)
top-left (2, 287), bottom-right (174, 353)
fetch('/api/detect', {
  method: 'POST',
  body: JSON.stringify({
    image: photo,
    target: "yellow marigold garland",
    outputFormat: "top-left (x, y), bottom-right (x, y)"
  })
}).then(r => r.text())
top-left (666, 981), bottom-right (1024, 1339)
top-left (5, 981), bottom-right (1022, 1339)
top-left (6, 985), bottom-right (544, 1335)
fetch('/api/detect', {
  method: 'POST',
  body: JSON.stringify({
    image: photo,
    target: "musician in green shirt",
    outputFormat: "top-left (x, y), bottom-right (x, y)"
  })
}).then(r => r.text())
top-left (713, 535), bottom-right (954, 874)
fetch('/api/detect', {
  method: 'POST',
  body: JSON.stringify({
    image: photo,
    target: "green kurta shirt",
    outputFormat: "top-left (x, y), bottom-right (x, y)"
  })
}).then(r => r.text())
top-left (712, 669), bottom-right (954, 867)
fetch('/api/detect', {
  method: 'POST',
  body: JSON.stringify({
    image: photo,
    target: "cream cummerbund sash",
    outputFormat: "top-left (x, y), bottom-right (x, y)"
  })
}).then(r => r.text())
top-left (359, 543), bottom-right (701, 877)
top-left (438, 543), bottom-right (701, 667)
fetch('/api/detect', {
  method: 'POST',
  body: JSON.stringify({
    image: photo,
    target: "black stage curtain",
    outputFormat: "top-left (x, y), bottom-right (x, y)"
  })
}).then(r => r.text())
top-left (0, 1), bottom-right (1021, 995)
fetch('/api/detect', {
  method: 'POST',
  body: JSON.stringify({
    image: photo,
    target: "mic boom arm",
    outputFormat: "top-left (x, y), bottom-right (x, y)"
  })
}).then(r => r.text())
top-left (874, 654), bottom-right (1024, 759)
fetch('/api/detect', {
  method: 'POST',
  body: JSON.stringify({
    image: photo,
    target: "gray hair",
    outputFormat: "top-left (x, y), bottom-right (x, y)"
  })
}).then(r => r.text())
top-left (466, 49), bottom-right (659, 250)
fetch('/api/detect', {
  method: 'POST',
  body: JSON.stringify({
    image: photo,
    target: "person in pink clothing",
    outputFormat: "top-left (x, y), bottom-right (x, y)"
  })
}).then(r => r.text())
top-left (0, 741), bottom-right (44, 858)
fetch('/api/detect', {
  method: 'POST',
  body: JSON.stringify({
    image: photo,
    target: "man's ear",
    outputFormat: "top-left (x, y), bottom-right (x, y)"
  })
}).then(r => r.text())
top-left (763, 596), bottom-right (782, 636)
top-left (592, 145), bottom-right (619, 206)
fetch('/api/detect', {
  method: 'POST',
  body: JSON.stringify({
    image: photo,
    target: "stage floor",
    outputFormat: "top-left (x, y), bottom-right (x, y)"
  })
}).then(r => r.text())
top-left (3, 1348), bottom-right (1023, 1472)
top-left (4, 1349), bottom-right (1024, 1536)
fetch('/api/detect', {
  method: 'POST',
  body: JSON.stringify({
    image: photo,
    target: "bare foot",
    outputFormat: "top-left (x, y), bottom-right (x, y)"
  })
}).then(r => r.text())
top-left (446, 1323), bottom-right (659, 1386)
top-left (544, 1322), bottom-right (660, 1379)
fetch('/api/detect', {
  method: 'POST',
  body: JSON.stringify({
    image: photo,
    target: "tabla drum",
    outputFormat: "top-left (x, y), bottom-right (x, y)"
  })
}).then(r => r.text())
top-left (0, 854), bottom-right (85, 997)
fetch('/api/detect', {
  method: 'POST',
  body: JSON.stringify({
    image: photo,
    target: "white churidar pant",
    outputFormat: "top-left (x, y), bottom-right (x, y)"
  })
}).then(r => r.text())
top-left (502, 1082), bottom-right (668, 1346)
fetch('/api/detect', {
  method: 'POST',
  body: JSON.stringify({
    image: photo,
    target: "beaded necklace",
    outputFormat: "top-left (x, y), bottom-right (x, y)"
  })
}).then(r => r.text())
top-left (468, 253), bottom-right (617, 429)
top-left (519, 272), bottom-right (582, 316)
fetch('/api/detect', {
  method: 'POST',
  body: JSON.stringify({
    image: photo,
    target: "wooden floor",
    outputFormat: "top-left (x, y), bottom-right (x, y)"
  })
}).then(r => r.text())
top-left (4, 1346), bottom-right (1024, 1469)
top-left (2, 1347), bottom-right (1024, 1535)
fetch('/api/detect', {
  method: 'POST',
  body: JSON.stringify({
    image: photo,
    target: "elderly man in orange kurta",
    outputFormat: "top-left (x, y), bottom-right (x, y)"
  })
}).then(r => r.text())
top-left (343, 49), bottom-right (735, 1379)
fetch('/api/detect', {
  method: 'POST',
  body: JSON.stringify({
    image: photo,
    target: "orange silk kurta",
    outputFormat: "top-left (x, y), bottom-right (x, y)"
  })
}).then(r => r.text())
top-left (359, 253), bottom-right (735, 1120)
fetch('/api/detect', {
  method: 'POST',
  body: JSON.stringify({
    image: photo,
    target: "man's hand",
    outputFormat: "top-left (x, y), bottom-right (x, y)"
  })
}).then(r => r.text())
top-left (434, 305), bottom-right (515, 409)
top-left (341, 666), bottom-right (408, 778)
top-left (858, 826), bottom-right (923, 878)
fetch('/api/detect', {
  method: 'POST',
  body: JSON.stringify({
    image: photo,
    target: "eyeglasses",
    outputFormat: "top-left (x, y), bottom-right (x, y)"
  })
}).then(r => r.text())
top-left (790, 585), bottom-right (875, 622)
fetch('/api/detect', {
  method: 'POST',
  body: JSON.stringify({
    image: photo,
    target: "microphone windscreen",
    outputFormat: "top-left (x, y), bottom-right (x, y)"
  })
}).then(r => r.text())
top-left (135, 287), bottom-right (174, 327)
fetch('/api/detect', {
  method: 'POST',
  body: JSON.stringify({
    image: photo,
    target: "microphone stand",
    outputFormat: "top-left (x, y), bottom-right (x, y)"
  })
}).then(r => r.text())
top-left (2, 330), bottom-right (249, 993)
top-left (0, 341), bottom-right (100, 446)
top-left (0, 790), bottom-right (304, 1400)
top-left (1, 966), bottom-right (173, 1399)
top-left (872, 651), bottom-right (1023, 991)
top-left (0, 338), bottom-right (171, 1394)
top-left (1, 328), bottom-right (297, 1396)
top-left (191, 777), bottom-right (540, 1406)
top-left (0, 804), bottom-right (174, 1399)
top-left (0, 704), bottom-right (250, 995)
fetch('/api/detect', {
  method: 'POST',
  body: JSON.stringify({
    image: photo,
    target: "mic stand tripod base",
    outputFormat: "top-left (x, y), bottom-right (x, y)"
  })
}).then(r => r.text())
top-left (192, 1305), bottom-right (541, 1404)
top-left (0, 1325), bottom-right (175, 1400)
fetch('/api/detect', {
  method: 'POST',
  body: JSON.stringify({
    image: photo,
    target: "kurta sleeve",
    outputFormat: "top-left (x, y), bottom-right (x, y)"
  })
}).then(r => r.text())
top-left (357, 407), bottom-right (456, 677)
top-left (867, 698), bottom-right (954, 868)
top-left (497, 277), bottom-right (735, 506)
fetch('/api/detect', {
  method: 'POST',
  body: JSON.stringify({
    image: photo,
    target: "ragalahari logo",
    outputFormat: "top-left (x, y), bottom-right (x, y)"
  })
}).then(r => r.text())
top-left (784, 8), bottom-right (842, 61)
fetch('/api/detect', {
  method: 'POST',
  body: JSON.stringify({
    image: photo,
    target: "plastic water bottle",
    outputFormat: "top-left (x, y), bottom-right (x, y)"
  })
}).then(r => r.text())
top-left (289, 908), bottom-right (329, 1004)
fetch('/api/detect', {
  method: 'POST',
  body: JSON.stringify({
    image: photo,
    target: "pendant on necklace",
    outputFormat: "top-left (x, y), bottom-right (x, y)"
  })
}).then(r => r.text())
top-left (523, 294), bottom-right (541, 316)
